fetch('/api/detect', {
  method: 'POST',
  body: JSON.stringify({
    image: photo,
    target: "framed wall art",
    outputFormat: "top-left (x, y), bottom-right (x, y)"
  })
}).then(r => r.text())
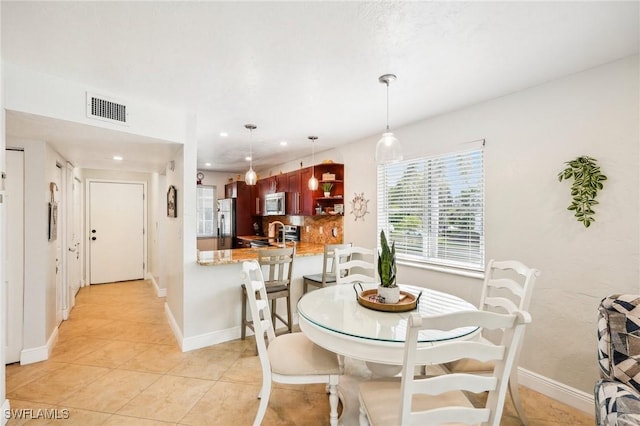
top-left (167, 185), bottom-right (177, 218)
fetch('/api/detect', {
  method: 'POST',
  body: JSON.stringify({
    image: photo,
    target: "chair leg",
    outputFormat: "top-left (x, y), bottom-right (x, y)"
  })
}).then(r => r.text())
top-left (254, 379), bottom-right (271, 426)
top-left (328, 376), bottom-right (339, 426)
top-left (241, 287), bottom-right (247, 340)
top-left (286, 294), bottom-right (292, 334)
top-left (271, 298), bottom-right (277, 330)
top-left (509, 377), bottom-right (528, 426)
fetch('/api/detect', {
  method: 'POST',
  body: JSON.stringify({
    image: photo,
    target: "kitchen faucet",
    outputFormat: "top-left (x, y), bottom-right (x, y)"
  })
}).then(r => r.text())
top-left (268, 221), bottom-right (287, 248)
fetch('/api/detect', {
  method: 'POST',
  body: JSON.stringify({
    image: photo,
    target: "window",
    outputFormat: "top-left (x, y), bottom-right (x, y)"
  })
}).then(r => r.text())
top-left (196, 185), bottom-right (216, 237)
top-left (377, 141), bottom-right (485, 271)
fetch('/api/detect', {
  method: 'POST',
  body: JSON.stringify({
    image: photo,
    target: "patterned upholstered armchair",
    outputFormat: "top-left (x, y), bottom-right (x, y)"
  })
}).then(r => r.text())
top-left (596, 294), bottom-right (640, 425)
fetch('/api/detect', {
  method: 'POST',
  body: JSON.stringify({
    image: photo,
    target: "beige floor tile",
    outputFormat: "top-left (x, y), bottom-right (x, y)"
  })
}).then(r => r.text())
top-left (103, 415), bottom-right (176, 425)
top-left (61, 369), bottom-right (161, 413)
top-left (5, 362), bottom-right (67, 394)
top-left (8, 364), bottom-right (110, 405)
top-left (71, 340), bottom-right (156, 369)
top-left (48, 336), bottom-right (112, 363)
top-left (178, 380), bottom-right (262, 425)
top-left (167, 346), bottom-right (243, 380)
top-left (119, 344), bottom-right (187, 374)
top-left (219, 353), bottom-right (264, 384)
top-left (116, 375), bottom-right (213, 423)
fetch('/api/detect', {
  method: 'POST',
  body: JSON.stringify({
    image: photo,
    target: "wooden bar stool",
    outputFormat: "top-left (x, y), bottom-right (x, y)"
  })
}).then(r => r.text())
top-left (241, 246), bottom-right (295, 339)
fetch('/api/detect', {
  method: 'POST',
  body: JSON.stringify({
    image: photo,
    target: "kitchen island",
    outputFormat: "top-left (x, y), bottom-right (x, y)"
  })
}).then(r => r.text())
top-left (174, 242), bottom-right (325, 352)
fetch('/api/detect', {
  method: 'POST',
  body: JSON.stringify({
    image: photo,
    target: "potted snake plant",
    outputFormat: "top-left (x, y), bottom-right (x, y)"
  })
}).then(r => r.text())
top-left (377, 230), bottom-right (400, 303)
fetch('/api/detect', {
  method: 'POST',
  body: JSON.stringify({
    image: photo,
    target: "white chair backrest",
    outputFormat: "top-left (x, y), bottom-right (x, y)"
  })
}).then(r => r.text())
top-left (242, 260), bottom-right (277, 354)
top-left (321, 243), bottom-right (352, 284)
top-left (480, 259), bottom-right (540, 315)
top-left (333, 246), bottom-right (376, 285)
top-left (399, 309), bottom-right (531, 425)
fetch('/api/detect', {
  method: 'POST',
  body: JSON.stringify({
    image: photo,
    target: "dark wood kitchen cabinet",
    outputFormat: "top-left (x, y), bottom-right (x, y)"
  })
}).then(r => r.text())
top-left (312, 163), bottom-right (344, 215)
top-left (286, 170), bottom-right (301, 215)
top-left (299, 167), bottom-right (315, 215)
top-left (285, 168), bottom-right (315, 216)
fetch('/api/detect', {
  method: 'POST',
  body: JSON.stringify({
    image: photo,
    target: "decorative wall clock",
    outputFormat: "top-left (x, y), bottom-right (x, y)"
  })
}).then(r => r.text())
top-left (350, 192), bottom-right (369, 221)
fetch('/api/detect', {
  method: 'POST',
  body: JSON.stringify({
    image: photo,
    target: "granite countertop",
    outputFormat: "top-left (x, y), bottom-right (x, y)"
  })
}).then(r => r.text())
top-left (197, 242), bottom-right (325, 265)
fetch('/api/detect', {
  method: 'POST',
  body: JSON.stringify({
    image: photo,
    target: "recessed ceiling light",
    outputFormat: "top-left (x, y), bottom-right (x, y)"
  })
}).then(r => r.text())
top-left (205, 162), bottom-right (211, 167)
top-left (245, 156), bottom-right (252, 161)
top-left (113, 155), bottom-right (123, 161)
top-left (280, 141), bottom-right (288, 146)
top-left (219, 132), bottom-right (228, 137)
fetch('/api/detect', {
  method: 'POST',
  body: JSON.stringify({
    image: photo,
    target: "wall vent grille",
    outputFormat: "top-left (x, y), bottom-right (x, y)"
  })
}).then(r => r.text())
top-left (86, 92), bottom-right (128, 124)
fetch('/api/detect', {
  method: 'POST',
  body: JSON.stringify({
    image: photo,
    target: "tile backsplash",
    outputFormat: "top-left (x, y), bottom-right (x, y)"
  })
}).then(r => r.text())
top-left (261, 215), bottom-right (344, 245)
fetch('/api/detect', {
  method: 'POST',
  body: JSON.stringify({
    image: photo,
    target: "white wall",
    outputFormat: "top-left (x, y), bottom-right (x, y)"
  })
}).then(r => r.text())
top-left (4, 62), bottom-right (185, 144)
top-left (165, 146), bottom-right (186, 334)
top-left (199, 170), bottom-right (230, 201)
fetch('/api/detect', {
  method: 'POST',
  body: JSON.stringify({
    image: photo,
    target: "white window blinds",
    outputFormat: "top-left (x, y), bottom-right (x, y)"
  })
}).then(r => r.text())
top-left (377, 141), bottom-right (485, 271)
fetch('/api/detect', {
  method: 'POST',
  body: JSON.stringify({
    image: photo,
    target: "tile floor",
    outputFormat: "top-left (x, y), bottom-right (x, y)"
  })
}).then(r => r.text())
top-left (6, 279), bottom-right (595, 425)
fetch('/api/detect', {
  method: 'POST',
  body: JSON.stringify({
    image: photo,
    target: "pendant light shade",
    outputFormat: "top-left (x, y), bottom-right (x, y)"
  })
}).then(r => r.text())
top-left (244, 124), bottom-right (257, 185)
top-left (375, 74), bottom-right (402, 164)
top-left (308, 136), bottom-right (319, 190)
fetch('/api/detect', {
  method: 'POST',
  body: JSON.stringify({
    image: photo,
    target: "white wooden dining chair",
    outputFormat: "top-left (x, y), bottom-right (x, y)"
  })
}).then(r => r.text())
top-left (242, 260), bottom-right (341, 426)
top-left (442, 259), bottom-right (540, 425)
top-left (358, 308), bottom-right (531, 426)
top-left (333, 246), bottom-right (376, 285)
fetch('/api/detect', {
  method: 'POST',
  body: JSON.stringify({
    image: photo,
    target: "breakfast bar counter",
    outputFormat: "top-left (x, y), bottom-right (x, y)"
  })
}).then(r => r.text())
top-left (197, 242), bottom-right (325, 265)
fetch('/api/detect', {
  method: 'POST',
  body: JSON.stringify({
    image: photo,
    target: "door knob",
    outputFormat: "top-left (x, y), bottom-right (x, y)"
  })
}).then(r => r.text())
top-left (91, 229), bottom-right (97, 233)
top-left (91, 237), bottom-right (97, 241)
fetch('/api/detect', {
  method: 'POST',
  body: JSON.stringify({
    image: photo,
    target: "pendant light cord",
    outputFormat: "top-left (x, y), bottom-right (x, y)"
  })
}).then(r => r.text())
top-left (386, 81), bottom-right (390, 131)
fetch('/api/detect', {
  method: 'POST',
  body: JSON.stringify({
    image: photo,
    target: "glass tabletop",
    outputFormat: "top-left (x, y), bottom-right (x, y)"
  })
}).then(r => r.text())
top-left (297, 283), bottom-right (478, 343)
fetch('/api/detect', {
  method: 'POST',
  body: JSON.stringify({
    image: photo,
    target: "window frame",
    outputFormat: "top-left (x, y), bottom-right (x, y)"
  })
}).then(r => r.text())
top-left (377, 140), bottom-right (485, 273)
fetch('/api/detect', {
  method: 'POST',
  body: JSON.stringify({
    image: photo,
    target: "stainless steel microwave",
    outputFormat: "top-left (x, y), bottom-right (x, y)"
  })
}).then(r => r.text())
top-left (264, 192), bottom-right (286, 216)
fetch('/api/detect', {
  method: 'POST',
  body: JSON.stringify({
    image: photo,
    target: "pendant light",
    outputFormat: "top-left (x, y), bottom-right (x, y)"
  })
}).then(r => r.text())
top-left (308, 136), bottom-right (319, 190)
top-left (244, 124), bottom-right (257, 185)
top-left (375, 74), bottom-right (402, 163)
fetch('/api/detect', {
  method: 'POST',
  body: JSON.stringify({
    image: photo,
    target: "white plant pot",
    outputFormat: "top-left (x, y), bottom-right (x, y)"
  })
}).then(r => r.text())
top-left (324, 192), bottom-right (331, 197)
top-left (377, 285), bottom-right (400, 304)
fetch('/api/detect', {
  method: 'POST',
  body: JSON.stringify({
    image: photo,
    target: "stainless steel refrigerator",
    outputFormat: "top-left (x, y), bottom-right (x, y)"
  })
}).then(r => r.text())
top-left (217, 198), bottom-right (236, 248)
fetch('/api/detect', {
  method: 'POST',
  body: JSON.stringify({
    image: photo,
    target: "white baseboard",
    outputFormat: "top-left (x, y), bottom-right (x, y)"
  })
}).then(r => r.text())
top-left (147, 273), bottom-right (166, 297)
top-left (20, 326), bottom-right (58, 365)
top-left (182, 327), bottom-right (242, 352)
top-left (1, 399), bottom-right (10, 426)
top-left (518, 367), bottom-right (594, 414)
top-left (164, 303), bottom-right (184, 350)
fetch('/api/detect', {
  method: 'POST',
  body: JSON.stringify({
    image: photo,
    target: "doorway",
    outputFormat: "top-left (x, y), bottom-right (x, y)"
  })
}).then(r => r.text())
top-left (88, 180), bottom-right (145, 284)
top-left (66, 169), bottom-right (82, 306)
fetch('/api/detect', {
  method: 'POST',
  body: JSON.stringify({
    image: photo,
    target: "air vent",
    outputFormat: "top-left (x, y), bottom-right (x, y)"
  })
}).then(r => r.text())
top-left (86, 92), bottom-right (128, 124)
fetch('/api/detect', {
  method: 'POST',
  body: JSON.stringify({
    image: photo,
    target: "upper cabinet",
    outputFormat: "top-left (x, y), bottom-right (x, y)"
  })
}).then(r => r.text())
top-left (313, 163), bottom-right (344, 215)
top-left (251, 163), bottom-right (344, 217)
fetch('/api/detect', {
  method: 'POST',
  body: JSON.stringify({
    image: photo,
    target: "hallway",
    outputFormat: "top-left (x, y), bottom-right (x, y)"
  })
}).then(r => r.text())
top-left (5, 280), bottom-right (594, 425)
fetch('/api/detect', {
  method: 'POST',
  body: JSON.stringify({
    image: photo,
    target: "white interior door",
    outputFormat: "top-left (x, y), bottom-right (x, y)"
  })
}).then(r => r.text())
top-left (5, 149), bottom-right (24, 364)
top-left (89, 181), bottom-right (144, 284)
top-left (67, 171), bottom-right (82, 306)
top-left (55, 164), bottom-right (64, 324)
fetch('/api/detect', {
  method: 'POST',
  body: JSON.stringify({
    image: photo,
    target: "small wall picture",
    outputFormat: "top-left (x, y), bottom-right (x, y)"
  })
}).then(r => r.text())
top-left (167, 185), bottom-right (177, 218)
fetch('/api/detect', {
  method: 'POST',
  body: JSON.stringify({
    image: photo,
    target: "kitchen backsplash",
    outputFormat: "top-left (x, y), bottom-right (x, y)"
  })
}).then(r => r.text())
top-left (260, 215), bottom-right (343, 245)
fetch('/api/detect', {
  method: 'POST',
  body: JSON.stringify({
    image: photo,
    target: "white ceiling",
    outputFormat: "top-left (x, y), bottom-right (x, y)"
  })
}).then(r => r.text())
top-left (2, 1), bottom-right (638, 173)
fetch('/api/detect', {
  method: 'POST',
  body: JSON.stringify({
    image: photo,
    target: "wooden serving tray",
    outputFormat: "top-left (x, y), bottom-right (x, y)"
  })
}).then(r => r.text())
top-left (356, 289), bottom-right (419, 312)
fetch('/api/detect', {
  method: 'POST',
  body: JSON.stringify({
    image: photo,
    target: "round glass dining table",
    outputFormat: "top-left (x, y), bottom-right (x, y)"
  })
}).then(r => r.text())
top-left (297, 283), bottom-right (479, 365)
